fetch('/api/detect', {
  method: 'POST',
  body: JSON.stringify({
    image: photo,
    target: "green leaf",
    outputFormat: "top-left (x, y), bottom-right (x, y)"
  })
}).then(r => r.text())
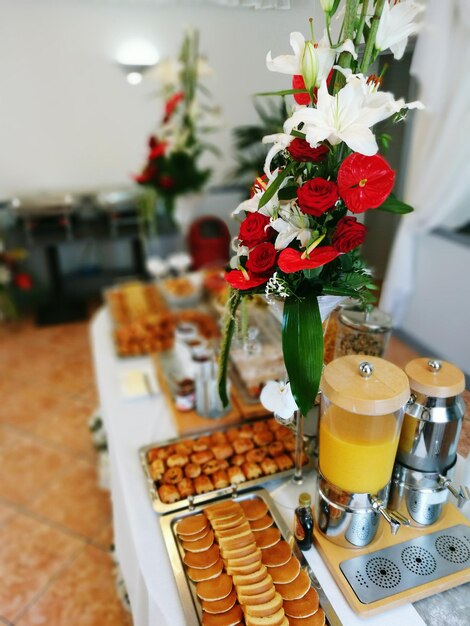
top-left (377, 193), bottom-right (414, 214)
top-left (256, 89), bottom-right (309, 97)
top-left (258, 163), bottom-right (295, 208)
top-left (282, 293), bottom-right (323, 416)
top-left (278, 185), bottom-right (298, 200)
top-left (218, 291), bottom-right (242, 407)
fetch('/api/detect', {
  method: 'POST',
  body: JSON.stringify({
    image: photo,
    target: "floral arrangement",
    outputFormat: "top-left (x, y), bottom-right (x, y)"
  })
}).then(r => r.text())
top-left (134, 29), bottom-right (219, 224)
top-left (0, 238), bottom-right (32, 320)
top-left (219, 0), bottom-right (424, 416)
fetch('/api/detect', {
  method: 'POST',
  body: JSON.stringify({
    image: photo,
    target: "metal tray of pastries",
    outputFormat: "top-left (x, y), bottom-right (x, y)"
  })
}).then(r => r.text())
top-left (160, 487), bottom-right (341, 626)
top-left (140, 416), bottom-right (314, 514)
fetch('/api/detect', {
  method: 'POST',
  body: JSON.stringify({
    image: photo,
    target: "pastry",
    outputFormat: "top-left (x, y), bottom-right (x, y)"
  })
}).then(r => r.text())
top-left (275, 426), bottom-right (292, 441)
top-left (236, 574), bottom-right (274, 597)
top-left (232, 564), bottom-right (268, 587)
top-left (217, 520), bottom-right (251, 539)
top-left (185, 463), bottom-right (202, 479)
top-left (220, 541), bottom-right (257, 560)
top-left (196, 572), bottom-right (233, 601)
top-left (283, 437), bottom-right (296, 452)
top-left (275, 455), bottom-right (294, 471)
top-left (250, 514), bottom-right (274, 532)
top-left (147, 447), bottom-right (160, 463)
top-left (158, 484), bottom-right (180, 504)
top-left (254, 527), bottom-right (281, 549)
top-left (233, 438), bottom-right (255, 455)
top-left (201, 604), bottom-right (243, 626)
top-left (261, 541), bottom-right (292, 567)
top-left (213, 470), bottom-right (229, 490)
top-left (174, 442), bottom-right (193, 455)
top-left (230, 454), bottom-right (246, 467)
top-left (167, 453), bottom-right (189, 468)
top-left (244, 592), bottom-right (283, 618)
top-left (149, 458), bottom-right (165, 481)
top-left (254, 430), bottom-right (274, 447)
top-left (182, 530), bottom-right (215, 553)
top-left (193, 435), bottom-right (212, 451)
top-left (242, 462), bottom-right (263, 480)
top-left (176, 514), bottom-right (208, 536)
top-left (183, 543), bottom-right (220, 569)
top-left (191, 450), bottom-right (214, 465)
top-left (261, 458), bottom-right (278, 476)
top-left (240, 499), bottom-right (269, 521)
top-left (275, 569), bottom-right (311, 601)
top-left (187, 559), bottom-right (224, 582)
top-left (283, 587), bottom-right (319, 618)
top-left (181, 526), bottom-right (211, 542)
top-left (246, 448), bottom-right (267, 464)
top-left (268, 556), bottom-right (301, 585)
top-left (210, 431), bottom-right (228, 446)
top-left (244, 606), bottom-right (286, 626)
top-left (201, 588), bottom-right (238, 614)
top-left (286, 608), bottom-right (325, 626)
top-left (238, 585), bottom-right (276, 606)
top-left (205, 501), bottom-right (242, 520)
top-left (267, 442), bottom-right (284, 457)
top-left (212, 444), bottom-right (234, 460)
top-left (226, 427), bottom-right (240, 443)
top-left (162, 467), bottom-right (183, 485)
top-left (195, 475), bottom-right (214, 494)
top-left (252, 420), bottom-right (270, 433)
top-left (202, 460), bottom-right (223, 475)
top-left (228, 466), bottom-right (246, 485)
top-left (177, 478), bottom-right (195, 498)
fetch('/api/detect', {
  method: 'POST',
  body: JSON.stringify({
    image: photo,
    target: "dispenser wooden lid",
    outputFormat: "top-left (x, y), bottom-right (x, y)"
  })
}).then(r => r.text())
top-left (321, 355), bottom-right (410, 415)
top-left (405, 358), bottom-right (465, 398)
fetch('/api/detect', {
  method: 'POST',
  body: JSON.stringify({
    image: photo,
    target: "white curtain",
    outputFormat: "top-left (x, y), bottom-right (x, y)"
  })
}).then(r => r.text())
top-left (380, 0), bottom-right (470, 321)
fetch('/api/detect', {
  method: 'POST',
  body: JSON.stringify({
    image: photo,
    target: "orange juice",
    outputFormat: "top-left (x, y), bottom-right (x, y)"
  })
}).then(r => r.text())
top-left (319, 405), bottom-right (400, 494)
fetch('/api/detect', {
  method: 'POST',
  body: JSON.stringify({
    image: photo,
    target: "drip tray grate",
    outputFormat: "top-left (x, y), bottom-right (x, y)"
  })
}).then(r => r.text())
top-left (340, 524), bottom-right (470, 604)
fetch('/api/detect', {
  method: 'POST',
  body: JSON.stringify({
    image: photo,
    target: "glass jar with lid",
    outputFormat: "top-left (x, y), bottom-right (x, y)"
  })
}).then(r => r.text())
top-left (334, 305), bottom-right (392, 359)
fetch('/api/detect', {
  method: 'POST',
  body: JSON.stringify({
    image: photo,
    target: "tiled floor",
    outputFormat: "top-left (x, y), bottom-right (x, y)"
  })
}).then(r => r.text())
top-left (0, 319), bottom-right (131, 626)
top-left (0, 317), bottom-right (468, 626)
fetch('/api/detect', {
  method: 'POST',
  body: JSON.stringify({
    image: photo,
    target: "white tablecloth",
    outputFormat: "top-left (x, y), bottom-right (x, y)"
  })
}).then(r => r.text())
top-left (91, 307), bottom-right (467, 626)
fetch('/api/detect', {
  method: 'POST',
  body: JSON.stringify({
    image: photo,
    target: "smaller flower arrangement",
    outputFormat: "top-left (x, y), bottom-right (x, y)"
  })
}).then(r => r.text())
top-left (134, 29), bottom-right (220, 225)
top-left (219, 0), bottom-right (424, 417)
top-left (0, 238), bottom-right (32, 320)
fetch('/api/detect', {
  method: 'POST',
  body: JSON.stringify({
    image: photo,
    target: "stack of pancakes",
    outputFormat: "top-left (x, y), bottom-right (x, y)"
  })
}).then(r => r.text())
top-left (175, 498), bottom-right (325, 626)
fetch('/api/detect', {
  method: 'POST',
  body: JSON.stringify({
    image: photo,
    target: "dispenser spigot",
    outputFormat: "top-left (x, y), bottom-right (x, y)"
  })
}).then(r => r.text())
top-left (438, 476), bottom-right (470, 508)
top-left (369, 496), bottom-right (410, 535)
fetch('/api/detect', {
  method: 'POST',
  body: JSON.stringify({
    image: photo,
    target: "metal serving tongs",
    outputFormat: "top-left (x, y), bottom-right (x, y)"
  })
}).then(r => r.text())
top-left (369, 495), bottom-right (411, 535)
top-left (438, 476), bottom-right (470, 509)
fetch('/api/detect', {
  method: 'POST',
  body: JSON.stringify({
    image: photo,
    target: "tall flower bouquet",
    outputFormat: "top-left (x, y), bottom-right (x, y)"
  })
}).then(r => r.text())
top-left (134, 29), bottom-right (220, 230)
top-left (219, 0), bottom-right (424, 416)
top-left (0, 239), bottom-right (32, 321)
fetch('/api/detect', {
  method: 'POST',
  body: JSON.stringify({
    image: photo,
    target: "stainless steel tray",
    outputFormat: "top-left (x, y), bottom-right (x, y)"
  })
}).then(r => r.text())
top-left (140, 418), bottom-right (315, 514)
top-left (160, 487), bottom-right (342, 626)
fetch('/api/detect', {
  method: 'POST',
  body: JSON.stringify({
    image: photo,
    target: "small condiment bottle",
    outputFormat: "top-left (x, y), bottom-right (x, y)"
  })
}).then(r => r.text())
top-left (294, 492), bottom-right (314, 550)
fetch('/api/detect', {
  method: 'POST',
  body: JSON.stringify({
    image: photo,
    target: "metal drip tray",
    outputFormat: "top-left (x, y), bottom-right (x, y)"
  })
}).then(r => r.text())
top-left (340, 524), bottom-right (470, 604)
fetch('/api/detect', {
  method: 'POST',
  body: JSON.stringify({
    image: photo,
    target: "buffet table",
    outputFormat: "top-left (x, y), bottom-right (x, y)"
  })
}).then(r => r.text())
top-left (91, 307), bottom-right (469, 626)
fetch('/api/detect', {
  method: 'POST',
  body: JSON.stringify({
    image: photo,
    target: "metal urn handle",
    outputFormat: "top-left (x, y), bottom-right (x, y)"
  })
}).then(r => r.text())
top-left (369, 495), bottom-right (411, 535)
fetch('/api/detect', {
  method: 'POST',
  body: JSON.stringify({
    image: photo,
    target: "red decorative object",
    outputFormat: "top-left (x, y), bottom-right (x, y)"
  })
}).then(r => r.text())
top-left (188, 217), bottom-right (231, 270)
top-left (338, 153), bottom-right (395, 214)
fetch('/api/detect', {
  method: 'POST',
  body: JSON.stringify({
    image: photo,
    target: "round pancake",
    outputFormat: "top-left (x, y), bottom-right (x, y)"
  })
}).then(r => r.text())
top-left (237, 574), bottom-right (274, 596)
top-left (240, 499), bottom-right (268, 521)
top-left (180, 526), bottom-right (211, 542)
top-left (238, 585), bottom-right (276, 606)
top-left (283, 587), bottom-right (320, 618)
top-left (268, 556), bottom-right (301, 585)
top-left (205, 501), bottom-right (242, 520)
top-left (261, 541), bottom-right (292, 567)
top-left (217, 521), bottom-right (251, 538)
top-left (176, 514), bottom-right (208, 536)
top-left (226, 559), bottom-right (262, 576)
top-left (202, 604), bottom-right (243, 626)
top-left (187, 559), bottom-right (224, 582)
top-left (244, 592), bottom-right (283, 617)
top-left (183, 544), bottom-right (220, 569)
top-left (254, 527), bottom-right (281, 549)
top-left (211, 514), bottom-right (246, 531)
top-left (287, 608), bottom-right (325, 626)
top-left (233, 564), bottom-right (267, 587)
top-left (244, 606), bottom-right (285, 626)
top-left (202, 588), bottom-right (238, 614)
top-left (182, 530), bottom-right (214, 552)
top-left (275, 569), bottom-right (311, 601)
top-left (221, 542), bottom-right (257, 560)
top-left (197, 573), bottom-right (233, 601)
top-left (250, 514), bottom-right (274, 532)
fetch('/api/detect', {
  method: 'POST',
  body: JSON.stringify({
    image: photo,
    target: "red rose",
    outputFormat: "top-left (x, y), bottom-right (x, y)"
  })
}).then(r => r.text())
top-left (14, 273), bottom-right (32, 290)
top-left (133, 163), bottom-right (157, 184)
top-left (239, 213), bottom-right (271, 246)
top-left (292, 75), bottom-right (310, 105)
top-left (297, 178), bottom-right (339, 217)
top-left (338, 153), bottom-right (395, 214)
top-left (225, 269), bottom-right (269, 291)
top-left (332, 216), bottom-right (367, 253)
top-left (278, 246), bottom-right (339, 274)
top-left (288, 138), bottom-right (329, 163)
top-left (246, 242), bottom-right (276, 275)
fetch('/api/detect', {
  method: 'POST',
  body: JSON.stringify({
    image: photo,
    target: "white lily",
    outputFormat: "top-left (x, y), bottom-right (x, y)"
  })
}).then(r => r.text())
top-left (271, 208), bottom-right (313, 251)
top-left (266, 31), bottom-right (356, 88)
top-left (260, 380), bottom-right (298, 421)
top-left (262, 133), bottom-right (294, 181)
top-left (231, 192), bottom-right (273, 218)
top-left (284, 77), bottom-right (422, 156)
top-left (375, 0), bottom-right (425, 60)
top-left (150, 58), bottom-right (182, 87)
top-left (229, 239), bottom-right (250, 269)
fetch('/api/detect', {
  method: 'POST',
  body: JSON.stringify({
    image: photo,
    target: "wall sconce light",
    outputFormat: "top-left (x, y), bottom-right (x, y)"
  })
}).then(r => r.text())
top-left (116, 39), bottom-right (159, 85)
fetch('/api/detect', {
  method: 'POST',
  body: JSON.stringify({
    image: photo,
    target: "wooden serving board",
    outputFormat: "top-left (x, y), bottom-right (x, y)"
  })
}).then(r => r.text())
top-left (314, 503), bottom-right (470, 616)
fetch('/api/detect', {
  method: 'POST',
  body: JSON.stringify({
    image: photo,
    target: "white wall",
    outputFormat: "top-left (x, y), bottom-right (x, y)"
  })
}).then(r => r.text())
top-left (0, 0), bottom-right (323, 197)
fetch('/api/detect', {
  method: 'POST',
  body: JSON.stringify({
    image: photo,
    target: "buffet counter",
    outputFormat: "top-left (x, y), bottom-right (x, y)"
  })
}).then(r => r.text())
top-left (91, 307), bottom-right (469, 626)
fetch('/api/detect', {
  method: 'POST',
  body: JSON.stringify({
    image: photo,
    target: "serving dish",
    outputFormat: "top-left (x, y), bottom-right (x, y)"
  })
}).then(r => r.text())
top-left (160, 487), bottom-right (341, 626)
top-left (140, 417), bottom-right (314, 514)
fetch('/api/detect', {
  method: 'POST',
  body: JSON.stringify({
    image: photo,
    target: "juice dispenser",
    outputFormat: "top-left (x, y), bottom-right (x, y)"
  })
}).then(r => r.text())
top-left (315, 355), bottom-right (410, 548)
top-left (389, 358), bottom-right (469, 526)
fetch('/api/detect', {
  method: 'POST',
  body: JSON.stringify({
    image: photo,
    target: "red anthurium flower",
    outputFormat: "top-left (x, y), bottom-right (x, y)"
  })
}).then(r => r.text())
top-left (225, 269), bottom-right (269, 290)
top-left (250, 175), bottom-right (269, 198)
top-left (292, 75), bottom-right (310, 105)
top-left (338, 153), bottom-right (395, 214)
top-left (164, 91), bottom-right (184, 122)
top-left (278, 246), bottom-right (339, 274)
top-left (133, 163), bottom-right (157, 184)
top-left (14, 273), bottom-right (32, 290)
